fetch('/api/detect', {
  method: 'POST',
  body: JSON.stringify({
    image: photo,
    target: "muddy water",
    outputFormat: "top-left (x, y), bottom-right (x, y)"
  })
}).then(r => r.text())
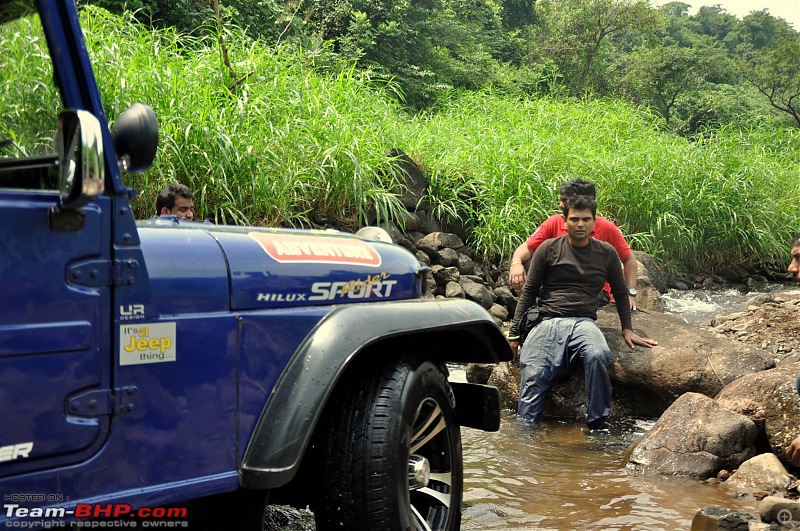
top-left (458, 285), bottom-right (794, 530)
top-left (460, 415), bottom-right (753, 530)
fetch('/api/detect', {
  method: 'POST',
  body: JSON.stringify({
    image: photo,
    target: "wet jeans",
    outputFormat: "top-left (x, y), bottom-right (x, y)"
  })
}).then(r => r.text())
top-left (517, 317), bottom-right (612, 426)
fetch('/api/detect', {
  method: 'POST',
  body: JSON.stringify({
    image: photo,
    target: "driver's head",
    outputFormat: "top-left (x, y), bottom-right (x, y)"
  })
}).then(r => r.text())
top-left (156, 183), bottom-right (194, 220)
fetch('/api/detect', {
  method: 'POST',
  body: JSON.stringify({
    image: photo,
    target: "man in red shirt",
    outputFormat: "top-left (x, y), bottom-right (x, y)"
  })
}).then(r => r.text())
top-left (508, 178), bottom-right (639, 310)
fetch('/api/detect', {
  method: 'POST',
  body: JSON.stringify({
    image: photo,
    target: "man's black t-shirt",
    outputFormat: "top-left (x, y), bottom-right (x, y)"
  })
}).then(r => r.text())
top-left (510, 235), bottom-right (632, 335)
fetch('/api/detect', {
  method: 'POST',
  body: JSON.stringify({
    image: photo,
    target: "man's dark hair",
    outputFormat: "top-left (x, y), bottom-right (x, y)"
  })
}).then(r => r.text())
top-left (559, 178), bottom-right (596, 198)
top-left (562, 194), bottom-right (597, 218)
top-left (793, 232), bottom-right (800, 246)
top-left (156, 183), bottom-right (193, 213)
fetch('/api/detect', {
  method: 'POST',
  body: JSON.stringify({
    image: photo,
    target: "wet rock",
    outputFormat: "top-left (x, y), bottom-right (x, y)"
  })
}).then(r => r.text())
top-left (758, 496), bottom-right (800, 525)
top-left (690, 506), bottom-right (753, 530)
top-left (717, 266), bottom-right (743, 284)
top-left (726, 453), bottom-right (795, 494)
top-left (627, 392), bottom-right (757, 479)
top-left (487, 362), bottom-right (520, 411)
top-left (264, 505), bottom-right (316, 531)
top-left (466, 363), bottom-right (495, 385)
top-left (716, 363), bottom-right (800, 468)
top-left (415, 250), bottom-right (430, 266)
top-left (600, 306), bottom-right (775, 412)
top-left (482, 304), bottom-right (776, 420)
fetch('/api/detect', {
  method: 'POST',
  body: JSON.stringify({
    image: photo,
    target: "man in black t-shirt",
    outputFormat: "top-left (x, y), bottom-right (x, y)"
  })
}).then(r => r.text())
top-left (508, 195), bottom-right (657, 428)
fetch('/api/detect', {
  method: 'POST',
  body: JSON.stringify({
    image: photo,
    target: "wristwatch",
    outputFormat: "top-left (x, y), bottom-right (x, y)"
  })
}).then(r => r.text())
top-left (628, 288), bottom-right (637, 297)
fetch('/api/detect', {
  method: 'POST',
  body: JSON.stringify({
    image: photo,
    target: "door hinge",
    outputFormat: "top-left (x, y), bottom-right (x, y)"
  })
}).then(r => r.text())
top-left (68, 259), bottom-right (140, 287)
top-left (67, 386), bottom-right (139, 417)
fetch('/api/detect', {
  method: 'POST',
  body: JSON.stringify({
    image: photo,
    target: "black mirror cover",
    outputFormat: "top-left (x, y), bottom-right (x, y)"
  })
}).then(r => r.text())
top-left (112, 103), bottom-right (158, 173)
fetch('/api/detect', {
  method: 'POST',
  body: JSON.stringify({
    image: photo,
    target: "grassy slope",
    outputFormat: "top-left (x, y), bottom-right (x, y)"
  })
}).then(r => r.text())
top-left (3, 7), bottom-right (799, 272)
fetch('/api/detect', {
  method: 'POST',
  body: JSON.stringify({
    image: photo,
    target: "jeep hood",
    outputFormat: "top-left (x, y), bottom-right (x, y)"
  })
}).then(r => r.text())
top-left (137, 222), bottom-right (424, 312)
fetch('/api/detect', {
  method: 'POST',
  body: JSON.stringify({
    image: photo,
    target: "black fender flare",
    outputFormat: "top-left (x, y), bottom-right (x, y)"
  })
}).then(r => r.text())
top-left (240, 297), bottom-right (512, 489)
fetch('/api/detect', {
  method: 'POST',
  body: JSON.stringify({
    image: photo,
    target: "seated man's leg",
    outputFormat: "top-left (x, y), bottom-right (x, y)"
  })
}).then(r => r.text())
top-left (568, 318), bottom-right (612, 426)
top-left (517, 319), bottom-right (573, 425)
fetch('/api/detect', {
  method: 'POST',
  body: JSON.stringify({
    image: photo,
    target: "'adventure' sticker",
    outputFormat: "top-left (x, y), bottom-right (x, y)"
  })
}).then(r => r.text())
top-left (250, 233), bottom-right (381, 267)
top-left (120, 322), bottom-right (176, 365)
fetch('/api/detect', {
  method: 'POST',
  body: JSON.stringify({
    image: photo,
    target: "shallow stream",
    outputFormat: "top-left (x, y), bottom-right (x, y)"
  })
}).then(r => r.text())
top-left (459, 282), bottom-right (794, 530)
top-left (459, 415), bottom-right (753, 530)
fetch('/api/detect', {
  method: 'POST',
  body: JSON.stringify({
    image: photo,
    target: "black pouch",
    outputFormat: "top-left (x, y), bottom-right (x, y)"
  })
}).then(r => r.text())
top-left (519, 306), bottom-right (545, 343)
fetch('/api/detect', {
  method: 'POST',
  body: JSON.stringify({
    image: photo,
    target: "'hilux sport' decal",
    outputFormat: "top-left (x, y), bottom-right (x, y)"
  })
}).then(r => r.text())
top-left (250, 232), bottom-right (382, 267)
top-left (257, 273), bottom-right (397, 303)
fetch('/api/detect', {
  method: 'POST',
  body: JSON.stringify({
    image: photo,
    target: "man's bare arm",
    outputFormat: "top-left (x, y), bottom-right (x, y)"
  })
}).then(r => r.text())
top-left (621, 253), bottom-right (638, 311)
top-left (509, 242), bottom-right (532, 293)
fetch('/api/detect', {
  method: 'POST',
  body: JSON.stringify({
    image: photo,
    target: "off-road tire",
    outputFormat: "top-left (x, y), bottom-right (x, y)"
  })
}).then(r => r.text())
top-left (315, 356), bottom-right (463, 531)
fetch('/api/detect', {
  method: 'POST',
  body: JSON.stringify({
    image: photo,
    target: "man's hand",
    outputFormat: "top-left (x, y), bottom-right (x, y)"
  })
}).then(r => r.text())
top-left (509, 339), bottom-right (520, 362)
top-left (787, 436), bottom-right (800, 467)
top-left (509, 263), bottom-right (526, 293)
top-left (629, 295), bottom-right (637, 312)
top-left (622, 329), bottom-right (658, 350)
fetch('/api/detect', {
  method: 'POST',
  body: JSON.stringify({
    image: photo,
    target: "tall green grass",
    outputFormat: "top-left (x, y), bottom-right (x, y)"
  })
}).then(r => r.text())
top-left (3, 7), bottom-right (799, 272)
top-left (396, 91), bottom-right (800, 271)
top-left (79, 7), bottom-right (410, 228)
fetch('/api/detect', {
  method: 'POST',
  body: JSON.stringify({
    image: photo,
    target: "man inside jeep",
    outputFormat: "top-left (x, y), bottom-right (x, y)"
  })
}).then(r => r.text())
top-left (156, 183), bottom-right (194, 220)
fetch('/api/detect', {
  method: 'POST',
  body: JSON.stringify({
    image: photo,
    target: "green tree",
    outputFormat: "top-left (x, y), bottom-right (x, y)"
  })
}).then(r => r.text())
top-left (743, 35), bottom-right (800, 127)
top-left (692, 5), bottom-right (737, 41)
top-left (300, 0), bottom-right (508, 108)
top-left (621, 43), bottom-right (729, 124)
top-left (535, 0), bottom-right (658, 96)
top-left (723, 9), bottom-right (795, 54)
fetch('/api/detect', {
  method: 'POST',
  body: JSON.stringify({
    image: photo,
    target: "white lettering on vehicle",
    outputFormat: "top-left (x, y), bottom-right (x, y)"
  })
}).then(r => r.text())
top-left (0, 442), bottom-right (33, 463)
top-left (309, 273), bottom-right (397, 301)
top-left (120, 304), bottom-right (146, 321)
top-left (256, 293), bottom-right (307, 302)
top-left (249, 233), bottom-right (382, 267)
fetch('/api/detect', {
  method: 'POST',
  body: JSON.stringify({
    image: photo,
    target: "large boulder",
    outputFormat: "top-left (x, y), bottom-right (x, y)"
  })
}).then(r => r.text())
top-left (389, 148), bottom-right (427, 210)
top-left (626, 392), bottom-right (758, 479)
top-left (600, 305), bottom-right (775, 413)
top-left (475, 306), bottom-right (775, 420)
top-left (716, 362), bottom-right (800, 468)
top-left (633, 250), bottom-right (670, 293)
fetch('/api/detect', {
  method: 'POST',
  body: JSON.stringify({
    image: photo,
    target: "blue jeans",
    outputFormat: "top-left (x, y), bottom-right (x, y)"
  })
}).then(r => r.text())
top-left (517, 317), bottom-right (612, 426)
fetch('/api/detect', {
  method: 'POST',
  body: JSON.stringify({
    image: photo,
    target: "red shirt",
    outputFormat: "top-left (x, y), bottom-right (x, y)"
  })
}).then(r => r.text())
top-left (525, 214), bottom-right (632, 297)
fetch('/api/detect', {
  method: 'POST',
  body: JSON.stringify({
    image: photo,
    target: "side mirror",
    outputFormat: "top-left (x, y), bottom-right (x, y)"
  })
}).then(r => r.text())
top-left (112, 103), bottom-right (158, 173)
top-left (54, 109), bottom-right (104, 211)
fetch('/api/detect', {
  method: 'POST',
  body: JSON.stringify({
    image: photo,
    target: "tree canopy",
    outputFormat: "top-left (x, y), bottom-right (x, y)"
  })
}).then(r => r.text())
top-left (86, 0), bottom-right (800, 131)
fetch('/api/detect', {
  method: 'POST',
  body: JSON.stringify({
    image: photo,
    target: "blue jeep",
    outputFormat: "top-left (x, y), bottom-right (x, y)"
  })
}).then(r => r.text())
top-left (0, 1), bottom-right (511, 529)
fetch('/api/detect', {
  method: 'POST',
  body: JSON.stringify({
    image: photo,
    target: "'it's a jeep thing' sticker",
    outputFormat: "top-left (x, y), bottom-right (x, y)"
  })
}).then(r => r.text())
top-left (250, 233), bottom-right (381, 267)
top-left (120, 323), bottom-right (177, 365)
